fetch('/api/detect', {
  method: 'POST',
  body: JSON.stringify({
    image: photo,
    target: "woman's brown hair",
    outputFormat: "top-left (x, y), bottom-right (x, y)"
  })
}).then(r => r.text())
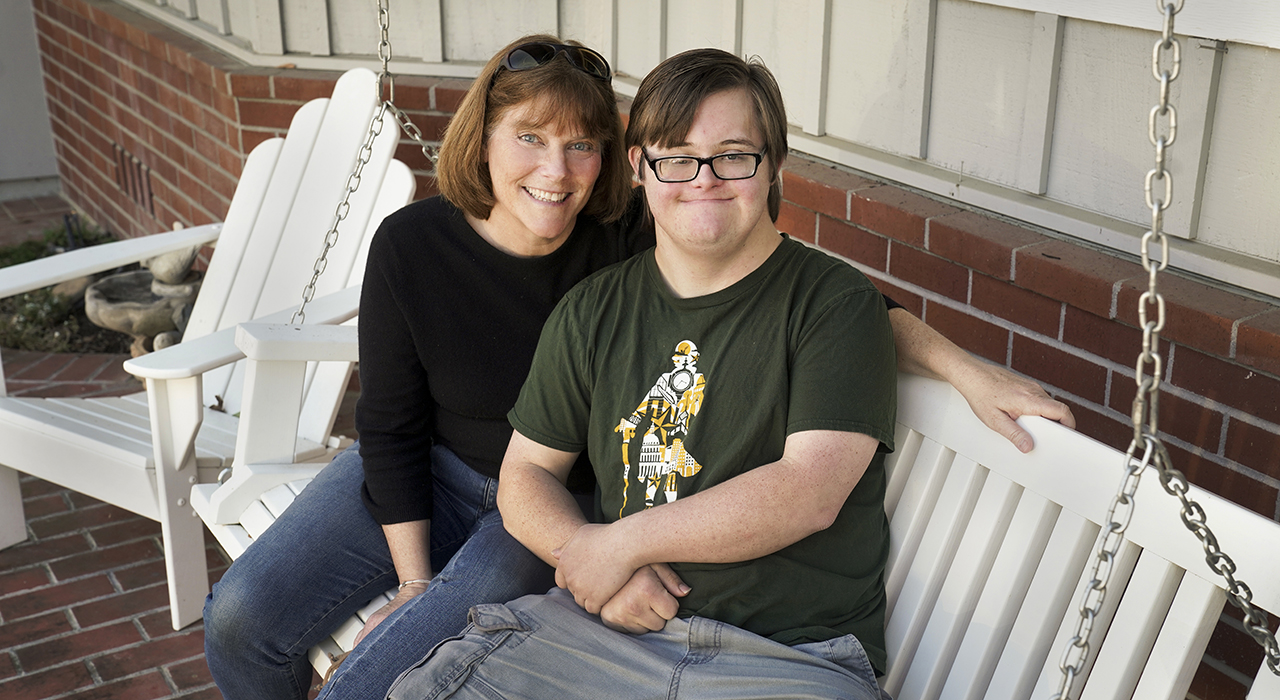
top-left (435, 34), bottom-right (631, 223)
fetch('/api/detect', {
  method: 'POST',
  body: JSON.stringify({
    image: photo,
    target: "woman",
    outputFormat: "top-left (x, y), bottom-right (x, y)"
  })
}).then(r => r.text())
top-left (203, 34), bottom-right (1073, 700)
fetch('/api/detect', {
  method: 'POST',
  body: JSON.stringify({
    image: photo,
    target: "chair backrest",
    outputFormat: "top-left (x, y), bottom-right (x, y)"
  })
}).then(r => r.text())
top-left (882, 373), bottom-right (1280, 700)
top-left (180, 68), bottom-right (413, 432)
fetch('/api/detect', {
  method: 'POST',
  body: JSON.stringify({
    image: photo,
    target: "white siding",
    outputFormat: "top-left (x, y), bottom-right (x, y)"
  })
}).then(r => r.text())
top-left (1197, 44), bottom-right (1280, 264)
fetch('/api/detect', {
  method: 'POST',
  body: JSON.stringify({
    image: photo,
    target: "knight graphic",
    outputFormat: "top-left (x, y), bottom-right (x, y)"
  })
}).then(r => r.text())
top-left (614, 340), bottom-right (705, 516)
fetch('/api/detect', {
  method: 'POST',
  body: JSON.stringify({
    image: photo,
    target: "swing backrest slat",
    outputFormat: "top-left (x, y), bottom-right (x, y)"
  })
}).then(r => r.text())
top-left (883, 373), bottom-right (1280, 700)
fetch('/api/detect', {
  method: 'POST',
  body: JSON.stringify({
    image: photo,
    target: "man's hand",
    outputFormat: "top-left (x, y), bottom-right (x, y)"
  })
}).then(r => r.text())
top-left (599, 564), bottom-right (690, 634)
top-left (950, 360), bottom-right (1076, 453)
top-left (553, 523), bottom-right (635, 614)
top-left (352, 580), bottom-right (428, 646)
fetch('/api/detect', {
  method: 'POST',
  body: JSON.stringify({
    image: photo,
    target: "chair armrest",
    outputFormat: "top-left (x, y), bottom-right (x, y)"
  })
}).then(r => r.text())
top-left (124, 285), bottom-right (362, 380)
top-left (0, 223), bottom-right (223, 299)
top-left (236, 324), bottom-right (359, 363)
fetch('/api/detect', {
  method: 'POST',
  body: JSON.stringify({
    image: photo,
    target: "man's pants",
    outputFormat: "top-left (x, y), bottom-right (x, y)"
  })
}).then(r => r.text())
top-left (387, 587), bottom-right (890, 700)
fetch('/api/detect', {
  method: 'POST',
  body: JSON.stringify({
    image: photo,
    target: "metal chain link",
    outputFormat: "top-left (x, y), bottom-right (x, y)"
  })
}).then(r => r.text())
top-left (1052, 2), bottom-right (1279, 695)
top-left (289, 0), bottom-right (439, 323)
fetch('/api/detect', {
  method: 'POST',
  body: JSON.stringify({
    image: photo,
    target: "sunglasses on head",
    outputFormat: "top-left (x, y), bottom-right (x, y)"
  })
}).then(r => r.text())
top-left (497, 42), bottom-right (612, 83)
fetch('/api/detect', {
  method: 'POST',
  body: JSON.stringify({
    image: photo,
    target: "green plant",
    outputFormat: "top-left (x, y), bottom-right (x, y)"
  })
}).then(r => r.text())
top-left (0, 288), bottom-right (79, 353)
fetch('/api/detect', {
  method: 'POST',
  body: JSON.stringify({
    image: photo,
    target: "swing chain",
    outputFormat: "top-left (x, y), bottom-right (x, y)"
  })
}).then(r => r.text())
top-left (375, 0), bottom-right (440, 169)
top-left (290, 0), bottom-right (439, 324)
top-left (1054, 3), bottom-right (1279, 695)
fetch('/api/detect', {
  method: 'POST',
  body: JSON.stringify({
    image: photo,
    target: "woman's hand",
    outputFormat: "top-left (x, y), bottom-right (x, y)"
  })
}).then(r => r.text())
top-left (352, 580), bottom-right (429, 647)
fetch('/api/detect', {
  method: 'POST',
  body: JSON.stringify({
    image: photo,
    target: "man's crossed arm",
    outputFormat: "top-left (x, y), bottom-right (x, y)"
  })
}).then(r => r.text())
top-left (496, 428), bottom-right (879, 633)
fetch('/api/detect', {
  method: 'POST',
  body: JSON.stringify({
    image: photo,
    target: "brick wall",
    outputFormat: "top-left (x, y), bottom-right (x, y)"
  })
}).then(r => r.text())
top-left (30, 0), bottom-right (457, 241)
top-left (31, 0), bottom-right (1280, 697)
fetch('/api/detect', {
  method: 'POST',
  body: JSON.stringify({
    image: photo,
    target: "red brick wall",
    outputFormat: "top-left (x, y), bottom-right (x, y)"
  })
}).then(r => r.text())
top-left (30, 0), bottom-right (457, 240)
top-left (32, 0), bottom-right (1280, 697)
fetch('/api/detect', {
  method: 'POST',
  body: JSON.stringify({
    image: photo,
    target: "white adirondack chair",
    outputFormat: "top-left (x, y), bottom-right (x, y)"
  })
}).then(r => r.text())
top-left (199, 354), bottom-right (1280, 697)
top-left (0, 67), bottom-right (415, 630)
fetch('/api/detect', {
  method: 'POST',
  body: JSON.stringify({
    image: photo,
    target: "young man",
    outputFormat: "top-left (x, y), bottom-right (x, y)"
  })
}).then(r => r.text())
top-left (387, 48), bottom-right (895, 700)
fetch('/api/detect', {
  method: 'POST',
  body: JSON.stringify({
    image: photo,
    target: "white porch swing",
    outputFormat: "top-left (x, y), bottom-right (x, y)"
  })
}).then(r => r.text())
top-left (168, 1), bottom-right (1280, 698)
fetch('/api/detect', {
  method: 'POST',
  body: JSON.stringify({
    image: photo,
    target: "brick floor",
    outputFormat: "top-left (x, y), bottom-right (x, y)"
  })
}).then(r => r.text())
top-left (0, 195), bottom-right (74, 249)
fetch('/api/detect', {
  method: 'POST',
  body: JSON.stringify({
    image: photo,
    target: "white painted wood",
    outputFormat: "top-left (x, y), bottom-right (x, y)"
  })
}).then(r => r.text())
top-left (416, 0), bottom-right (445, 64)
top-left (883, 424), bottom-right (923, 518)
top-left (937, 489), bottom-right (1059, 700)
top-left (1248, 657), bottom-right (1280, 699)
top-left (167, 0), bottom-right (197, 19)
top-left (236, 324), bottom-right (360, 362)
top-left (558, 0), bottom-right (615, 69)
top-left (259, 482), bottom-right (299, 518)
top-left (1131, 573), bottom-right (1225, 700)
top-left (1046, 20), bottom-right (1216, 241)
top-left (247, 0), bottom-right (285, 55)
top-left (1078, 554), bottom-right (1182, 700)
top-left (1196, 43), bottom-right (1280, 264)
top-left (0, 224), bottom-right (223, 300)
top-left (331, 614), bottom-right (364, 650)
top-left (666, 0), bottom-right (741, 61)
top-left (615, 0), bottom-right (663, 80)
top-left (928, 1), bottom-right (1038, 190)
top-left (193, 0), bottom-right (231, 35)
top-left (440, 0), bottom-right (559, 62)
top-left (0, 466), bottom-right (24, 549)
top-left (968, 0), bottom-right (1280, 51)
top-left (1018, 13), bottom-right (1064, 194)
top-left (282, 0), bottom-right (331, 56)
top-left (896, 470), bottom-right (1021, 700)
top-left (881, 454), bottom-right (986, 697)
top-left (884, 438), bottom-right (955, 614)
top-left (359, 592), bottom-right (394, 620)
top-left (145, 374), bottom-right (209, 629)
top-left (823, 0), bottom-right (936, 159)
top-left (239, 499), bottom-right (278, 539)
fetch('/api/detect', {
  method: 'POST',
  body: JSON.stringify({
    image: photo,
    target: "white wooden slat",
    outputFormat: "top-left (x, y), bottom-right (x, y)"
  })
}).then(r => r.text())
top-left (938, 488), bottom-right (1060, 700)
top-left (1017, 12), bottom-right (1063, 194)
top-left (331, 615), bottom-right (364, 651)
top-left (883, 424), bottom-right (924, 518)
top-left (1, 466), bottom-right (27, 548)
top-left (885, 438), bottom-right (956, 612)
top-left (209, 521), bottom-right (255, 560)
top-left (1248, 659), bottom-right (1280, 700)
top-left (281, 0), bottom-right (331, 56)
top-left (882, 455), bottom-right (986, 698)
top-left (287, 478), bottom-right (313, 495)
top-left (896, 470), bottom-right (1022, 700)
top-left (0, 399), bottom-right (156, 465)
top-left (1045, 20), bottom-right (1216, 241)
top-left (666, 0), bottom-right (739, 56)
top-left (358, 593), bottom-right (394, 621)
top-left (615, 0), bottom-right (664, 79)
top-left (1131, 573), bottom-right (1225, 700)
top-left (1079, 553), bottom-right (1183, 700)
top-left (239, 500), bottom-right (279, 540)
top-left (247, 0), bottom-right (284, 55)
top-left (823, 0), bottom-right (936, 159)
top-left (309, 639), bottom-right (343, 679)
top-left (43, 396), bottom-right (229, 465)
top-left (437, 0), bottom-right (558, 62)
top-left (193, 0), bottom-right (231, 35)
top-left (1028, 538), bottom-right (1141, 700)
top-left (984, 508), bottom-right (1096, 700)
top-left (259, 483), bottom-right (300, 518)
top-left (185, 138), bottom-right (286, 342)
top-left (1195, 43), bottom-right (1280, 264)
top-left (416, 0), bottom-right (444, 63)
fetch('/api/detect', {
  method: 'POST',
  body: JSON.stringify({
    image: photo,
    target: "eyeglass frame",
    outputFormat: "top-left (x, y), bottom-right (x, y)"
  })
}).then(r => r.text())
top-left (495, 42), bottom-right (613, 85)
top-left (640, 149), bottom-right (765, 183)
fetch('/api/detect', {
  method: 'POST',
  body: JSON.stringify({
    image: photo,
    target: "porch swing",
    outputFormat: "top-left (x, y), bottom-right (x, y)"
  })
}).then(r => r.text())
top-left (176, 1), bottom-right (1280, 698)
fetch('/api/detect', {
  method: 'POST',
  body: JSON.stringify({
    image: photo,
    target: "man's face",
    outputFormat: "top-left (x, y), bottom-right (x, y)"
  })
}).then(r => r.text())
top-left (630, 89), bottom-right (774, 259)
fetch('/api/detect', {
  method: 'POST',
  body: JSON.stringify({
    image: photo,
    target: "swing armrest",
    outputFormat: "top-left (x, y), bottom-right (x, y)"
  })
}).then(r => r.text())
top-left (235, 323), bottom-right (359, 363)
top-left (0, 223), bottom-right (223, 300)
top-left (124, 285), bottom-right (362, 380)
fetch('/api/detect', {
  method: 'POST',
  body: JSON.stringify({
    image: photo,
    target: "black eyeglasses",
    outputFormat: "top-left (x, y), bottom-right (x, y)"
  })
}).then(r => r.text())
top-left (641, 150), bottom-right (764, 183)
top-left (497, 43), bottom-right (612, 83)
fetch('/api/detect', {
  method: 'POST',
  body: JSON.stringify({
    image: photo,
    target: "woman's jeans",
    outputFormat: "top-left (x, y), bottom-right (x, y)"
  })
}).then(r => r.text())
top-left (203, 443), bottom-right (554, 700)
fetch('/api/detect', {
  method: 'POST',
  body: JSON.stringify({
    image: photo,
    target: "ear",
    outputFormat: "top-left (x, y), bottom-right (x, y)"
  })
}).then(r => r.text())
top-left (628, 146), bottom-right (645, 182)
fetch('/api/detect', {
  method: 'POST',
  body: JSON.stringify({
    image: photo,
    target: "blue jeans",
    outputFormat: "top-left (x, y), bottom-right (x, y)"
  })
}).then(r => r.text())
top-left (203, 443), bottom-right (555, 700)
top-left (386, 588), bottom-right (890, 700)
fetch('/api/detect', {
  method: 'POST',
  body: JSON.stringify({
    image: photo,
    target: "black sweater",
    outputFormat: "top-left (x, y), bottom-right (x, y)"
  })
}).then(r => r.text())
top-left (356, 195), bottom-right (652, 524)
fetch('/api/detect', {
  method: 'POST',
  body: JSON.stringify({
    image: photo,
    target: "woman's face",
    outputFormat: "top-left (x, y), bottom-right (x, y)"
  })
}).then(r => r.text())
top-left (480, 99), bottom-right (602, 257)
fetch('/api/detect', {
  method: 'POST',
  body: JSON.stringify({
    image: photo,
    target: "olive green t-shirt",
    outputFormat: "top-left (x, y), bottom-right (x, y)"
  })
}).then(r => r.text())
top-left (509, 237), bottom-right (897, 673)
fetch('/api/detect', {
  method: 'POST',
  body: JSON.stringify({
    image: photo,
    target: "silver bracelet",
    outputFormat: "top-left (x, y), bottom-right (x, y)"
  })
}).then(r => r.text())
top-left (398, 578), bottom-right (431, 590)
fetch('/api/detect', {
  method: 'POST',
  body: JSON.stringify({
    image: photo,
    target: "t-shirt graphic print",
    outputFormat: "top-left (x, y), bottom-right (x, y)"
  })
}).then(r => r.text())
top-left (615, 339), bottom-right (706, 517)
